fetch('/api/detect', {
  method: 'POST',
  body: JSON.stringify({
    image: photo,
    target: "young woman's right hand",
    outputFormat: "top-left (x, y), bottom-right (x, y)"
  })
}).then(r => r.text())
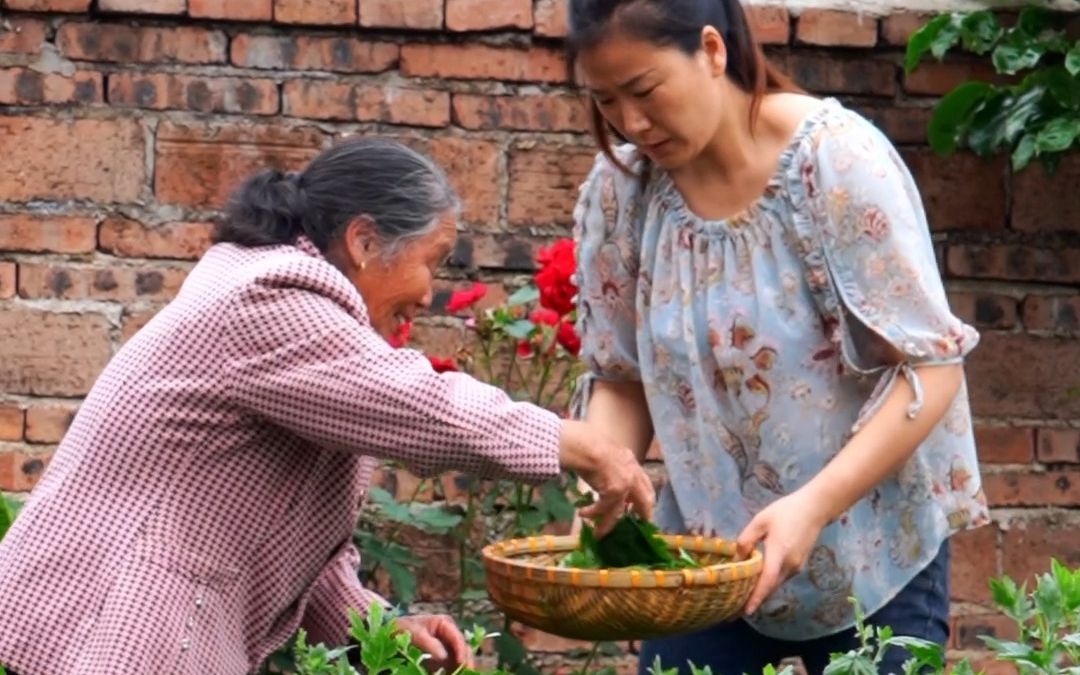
top-left (557, 420), bottom-right (655, 536)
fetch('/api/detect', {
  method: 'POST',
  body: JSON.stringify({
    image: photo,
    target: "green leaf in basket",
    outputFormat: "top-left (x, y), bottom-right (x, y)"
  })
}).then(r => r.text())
top-left (559, 514), bottom-right (702, 570)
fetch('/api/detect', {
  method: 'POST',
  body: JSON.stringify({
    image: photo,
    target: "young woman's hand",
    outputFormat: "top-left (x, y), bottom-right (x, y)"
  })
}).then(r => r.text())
top-left (734, 488), bottom-right (832, 616)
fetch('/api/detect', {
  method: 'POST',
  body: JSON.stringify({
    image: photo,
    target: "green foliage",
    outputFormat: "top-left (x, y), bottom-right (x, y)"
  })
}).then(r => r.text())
top-left (907, 8), bottom-right (1080, 172)
top-left (560, 514), bottom-right (701, 571)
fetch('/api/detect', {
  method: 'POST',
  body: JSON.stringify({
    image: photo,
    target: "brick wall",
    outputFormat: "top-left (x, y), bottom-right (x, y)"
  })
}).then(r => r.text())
top-left (0, 0), bottom-right (1078, 670)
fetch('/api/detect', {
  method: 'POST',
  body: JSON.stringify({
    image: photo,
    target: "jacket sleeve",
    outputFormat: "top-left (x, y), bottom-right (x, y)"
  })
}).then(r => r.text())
top-left (221, 263), bottom-right (562, 484)
top-left (299, 540), bottom-right (389, 647)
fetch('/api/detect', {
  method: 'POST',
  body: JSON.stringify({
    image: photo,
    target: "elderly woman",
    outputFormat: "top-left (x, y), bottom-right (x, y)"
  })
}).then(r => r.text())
top-left (0, 138), bottom-right (654, 675)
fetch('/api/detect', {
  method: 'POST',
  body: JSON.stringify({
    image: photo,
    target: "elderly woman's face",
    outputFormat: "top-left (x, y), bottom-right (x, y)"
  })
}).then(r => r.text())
top-left (344, 213), bottom-right (457, 340)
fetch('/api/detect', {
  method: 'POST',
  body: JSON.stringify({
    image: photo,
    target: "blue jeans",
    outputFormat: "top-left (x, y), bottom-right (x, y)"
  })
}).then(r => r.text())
top-left (639, 541), bottom-right (950, 675)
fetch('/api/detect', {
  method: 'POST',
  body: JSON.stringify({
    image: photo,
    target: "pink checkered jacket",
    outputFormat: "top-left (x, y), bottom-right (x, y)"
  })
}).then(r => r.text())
top-left (0, 238), bottom-right (562, 675)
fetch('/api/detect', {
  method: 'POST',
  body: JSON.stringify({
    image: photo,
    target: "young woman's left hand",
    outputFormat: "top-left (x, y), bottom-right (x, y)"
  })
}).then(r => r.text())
top-left (734, 488), bottom-right (833, 616)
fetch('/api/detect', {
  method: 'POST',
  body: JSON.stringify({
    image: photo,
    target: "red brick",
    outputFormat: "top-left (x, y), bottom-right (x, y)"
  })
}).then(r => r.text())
top-left (121, 307), bottom-right (162, 342)
top-left (357, 85), bottom-right (449, 127)
top-left (534, 0), bottom-right (568, 38)
top-left (453, 93), bottom-right (587, 132)
top-left (359, 0), bottom-right (442, 29)
top-left (25, 403), bottom-right (78, 444)
top-left (3, 0), bottom-right (88, 11)
top-left (0, 214), bottom-right (96, 254)
top-left (855, 104), bottom-right (933, 145)
top-left (402, 44), bottom-right (567, 83)
top-left (1021, 294), bottom-right (1080, 333)
top-left (0, 68), bottom-right (102, 106)
top-left (947, 245), bottom-right (1080, 284)
top-left (98, 0), bottom-right (184, 14)
top-left (796, 9), bottom-right (877, 47)
top-left (0, 262), bottom-right (14, 299)
top-left (967, 334), bottom-right (1080, 419)
top-left (0, 117), bottom-right (145, 203)
top-left (282, 79), bottom-right (355, 121)
top-left (447, 0), bottom-right (530, 31)
top-left (974, 426), bottom-right (1034, 464)
top-left (513, 623), bottom-right (593, 653)
top-left (154, 121), bottom-right (326, 209)
top-left (882, 12), bottom-right (934, 46)
top-left (18, 262), bottom-right (189, 302)
top-left (408, 320), bottom-right (468, 359)
top-left (283, 80), bottom-right (449, 126)
top-left (0, 405), bottom-right (24, 442)
top-left (780, 52), bottom-right (895, 96)
top-left (952, 613), bottom-right (1018, 650)
top-left (429, 137), bottom-right (502, 225)
top-left (231, 34), bottom-right (398, 72)
top-left (275, 0), bottom-right (356, 25)
top-left (0, 447), bottom-right (53, 492)
top-left (904, 61), bottom-right (1007, 96)
top-left (0, 309), bottom-right (112, 396)
top-left (947, 292), bottom-right (1017, 330)
top-left (1002, 516), bottom-right (1080, 586)
top-left (57, 23), bottom-right (227, 64)
top-left (950, 524), bottom-right (999, 603)
top-left (1012, 154), bottom-right (1080, 233)
top-left (108, 72), bottom-right (279, 115)
top-left (747, 6), bottom-right (791, 45)
top-left (1037, 429), bottom-right (1080, 464)
top-left (451, 233), bottom-right (549, 271)
top-left (509, 143), bottom-right (596, 227)
top-left (983, 469), bottom-right (1080, 507)
top-left (902, 150), bottom-right (1006, 231)
top-left (190, 0), bottom-right (272, 21)
top-left (0, 18), bottom-right (49, 53)
top-left (98, 217), bottom-right (213, 260)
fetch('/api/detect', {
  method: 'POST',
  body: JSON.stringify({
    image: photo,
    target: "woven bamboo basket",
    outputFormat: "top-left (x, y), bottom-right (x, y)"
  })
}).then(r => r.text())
top-left (482, 533), bottom-right (762, 642)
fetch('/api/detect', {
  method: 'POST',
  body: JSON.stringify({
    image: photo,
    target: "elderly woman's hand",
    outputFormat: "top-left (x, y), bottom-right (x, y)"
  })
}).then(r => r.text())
top-left (396, 614), bottom-right (472, 673)
top-left (558, 420), bottom-right (655, 537)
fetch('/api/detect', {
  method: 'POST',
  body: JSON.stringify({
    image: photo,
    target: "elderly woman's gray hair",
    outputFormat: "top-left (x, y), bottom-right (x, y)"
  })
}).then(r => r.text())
top-left (214, 137), bottom-right (460, 257)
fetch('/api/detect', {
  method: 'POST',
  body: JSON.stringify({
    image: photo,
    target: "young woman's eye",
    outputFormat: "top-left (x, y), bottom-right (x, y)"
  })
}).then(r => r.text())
top-left (593, 94), bottom-right (615, 107)
top-left (633, 85), bottom-right (657, 99)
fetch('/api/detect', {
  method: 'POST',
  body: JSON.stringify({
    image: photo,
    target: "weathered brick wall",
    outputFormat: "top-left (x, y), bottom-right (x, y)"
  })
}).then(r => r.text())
top-left (0, 0), bottom-right (1078, 669)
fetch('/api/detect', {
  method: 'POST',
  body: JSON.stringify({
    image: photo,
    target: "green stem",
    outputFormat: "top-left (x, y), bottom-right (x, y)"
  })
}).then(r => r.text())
top-left (579, 642), bottom-right (602, 675)
top-left (533, 360), bottom-right (553, 405)
top-left (367, 478), bottom-right (427, 581)
top-left (456, 487), bottom-right (479, 621)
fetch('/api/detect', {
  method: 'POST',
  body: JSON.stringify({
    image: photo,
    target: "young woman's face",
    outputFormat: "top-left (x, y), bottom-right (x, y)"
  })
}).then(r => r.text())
top-left (577, 31), bottom-right (728, 169)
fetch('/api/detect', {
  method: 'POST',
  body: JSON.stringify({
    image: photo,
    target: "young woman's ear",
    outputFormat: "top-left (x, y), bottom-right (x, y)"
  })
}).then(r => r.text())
top-left (700, 25), bottom-right (728, 76)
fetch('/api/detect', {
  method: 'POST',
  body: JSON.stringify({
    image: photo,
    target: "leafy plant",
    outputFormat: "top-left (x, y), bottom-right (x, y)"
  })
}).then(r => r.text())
top-left (561, 513), bottom-right (701, 571)
top-left (349, 239), bottom-right (588, 671)
top-left (906, 7), bottom-right (1080, 172)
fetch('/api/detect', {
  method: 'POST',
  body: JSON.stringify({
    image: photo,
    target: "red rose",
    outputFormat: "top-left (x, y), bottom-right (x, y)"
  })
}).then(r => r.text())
top-left (446, 282), bottom-right (488, 314)
top-left (529, 308), bottom-right (560, 326)
top-left (556, 321), bottom-right (581, 356)
top-left (535, 239), bottom-right (577, 317)
top-left (516, 340), bottom-right (534, 358)
top-left (428, 356), bottom-right (459, 373)
top-left (388, 320), bottom-right (412, 348)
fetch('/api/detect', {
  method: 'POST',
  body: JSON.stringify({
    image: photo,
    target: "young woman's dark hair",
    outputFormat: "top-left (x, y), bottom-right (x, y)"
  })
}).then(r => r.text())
top-left (567, 0), bottom-right (800, 170)
top-left (214, 137), bottom-right (459, 256)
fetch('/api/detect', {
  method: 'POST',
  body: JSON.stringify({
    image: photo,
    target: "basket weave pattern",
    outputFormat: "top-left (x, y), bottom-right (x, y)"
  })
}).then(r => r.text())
top-left (482, 534), bottom-right (763, 642)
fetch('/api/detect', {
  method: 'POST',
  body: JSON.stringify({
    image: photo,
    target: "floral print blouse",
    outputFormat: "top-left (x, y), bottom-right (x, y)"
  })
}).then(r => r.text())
top-left (572, 98), bottom-right (989, 640)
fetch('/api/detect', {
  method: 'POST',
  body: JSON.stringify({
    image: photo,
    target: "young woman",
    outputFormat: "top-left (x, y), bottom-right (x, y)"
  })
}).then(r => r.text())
top-left (567, 1), bottom-right (988, 673)
top-left (0, 138), bottom-right (654, 675)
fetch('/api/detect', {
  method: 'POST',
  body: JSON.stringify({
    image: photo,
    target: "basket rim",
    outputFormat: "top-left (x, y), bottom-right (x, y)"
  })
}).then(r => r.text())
top-left (481, 533), bottom-right (762, 589)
